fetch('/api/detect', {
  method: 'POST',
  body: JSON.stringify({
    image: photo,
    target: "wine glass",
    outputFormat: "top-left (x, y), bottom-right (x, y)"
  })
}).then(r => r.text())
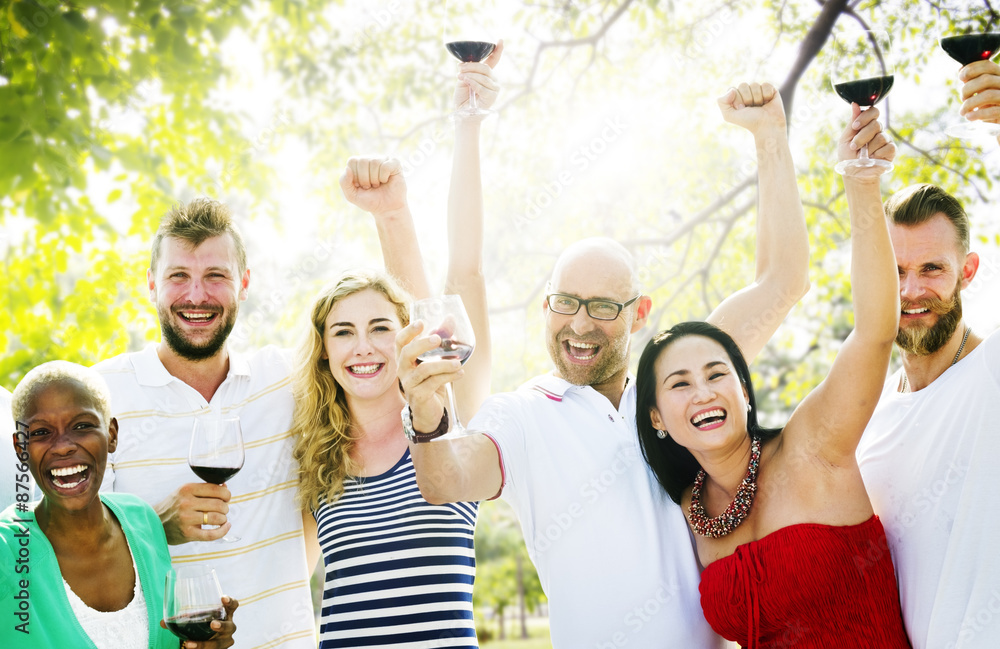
top-left (410, 295), bottom-right (477, 441)
top-left (940, 7), bottom-right (1000, 139)
top-left (830, 29), bottom-right (895, 174)
top-left (189, 416), bottom-right (244, 542)
top-left (443, 4), bottom-right (496, 118)
top-left (163, 565), bottom-right (226, 642)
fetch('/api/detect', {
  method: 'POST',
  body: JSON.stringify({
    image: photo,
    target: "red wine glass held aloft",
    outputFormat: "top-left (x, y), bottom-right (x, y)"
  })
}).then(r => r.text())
top-left (164, 566), bottom-right (226, 642)
top-left (444, 5), bottom-right (496, 117)
top-left (831, 29), bottom-right (895, 175)
top-left (940, 7), bottom-right (1000, 139)
top-left (410, 295), bottom-right (477, 441)
top-left (189, 416), bottom-right (244, 542)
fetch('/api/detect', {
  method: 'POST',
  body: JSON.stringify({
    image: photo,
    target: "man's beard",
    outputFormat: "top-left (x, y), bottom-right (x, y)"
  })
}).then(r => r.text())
top-left (895, 279), bottom-right (963, 356)
top-left (159, 303), bottom-right (237, 361)
top-left (547, 325), bottom-right (630, 387)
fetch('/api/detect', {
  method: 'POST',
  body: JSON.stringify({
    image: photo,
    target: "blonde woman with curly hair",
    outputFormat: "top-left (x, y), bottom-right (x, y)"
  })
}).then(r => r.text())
top-left (294, 48), bottom-right (502, 648)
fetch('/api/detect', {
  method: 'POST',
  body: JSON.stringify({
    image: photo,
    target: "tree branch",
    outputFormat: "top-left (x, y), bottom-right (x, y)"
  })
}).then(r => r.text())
top-left (887, 127), bottom-right (989, 202)
top-left (779, 0), bottom-right (850, 123)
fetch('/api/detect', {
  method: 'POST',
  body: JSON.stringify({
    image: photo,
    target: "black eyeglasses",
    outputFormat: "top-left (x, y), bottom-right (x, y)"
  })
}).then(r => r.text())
top-left (545, 293), bottom-right (641, 321)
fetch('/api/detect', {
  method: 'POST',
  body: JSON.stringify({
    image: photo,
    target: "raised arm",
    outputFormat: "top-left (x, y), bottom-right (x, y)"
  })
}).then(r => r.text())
top-left (958, 60), bottom-right (1000, 148)
top-left (787, 105), bottom-right (899, 463)
top-left (387, 45), bottom-right (507, 505)
top-left (395, 321), bottom-right (502, 504)
top-left (340, 157), bottom-right (431, 299)
top-left (707, 82), bottom-right (810, 362)
top-left (446, 40), bottom-right (503, 423)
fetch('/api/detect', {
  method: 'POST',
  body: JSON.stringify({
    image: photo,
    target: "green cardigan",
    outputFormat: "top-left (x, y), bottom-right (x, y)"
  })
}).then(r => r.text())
top-left (0, 493), bottom-right (177, 648)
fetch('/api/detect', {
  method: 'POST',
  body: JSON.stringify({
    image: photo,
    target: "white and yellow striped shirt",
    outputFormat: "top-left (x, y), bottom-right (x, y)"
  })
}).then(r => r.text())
top-left (97, 344), bottom-right (315, 649)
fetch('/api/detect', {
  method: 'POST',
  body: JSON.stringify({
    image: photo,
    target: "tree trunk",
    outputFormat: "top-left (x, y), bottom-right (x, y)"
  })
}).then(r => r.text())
top-left (779, 0), bottom-right (850, 124)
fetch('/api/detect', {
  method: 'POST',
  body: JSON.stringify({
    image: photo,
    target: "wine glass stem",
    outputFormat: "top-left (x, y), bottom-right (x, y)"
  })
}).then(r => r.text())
top-left (445, 383), bottom-right (464, 432)
top-left (468, 85), bottom-right (478, 112)
top-left (859, 142), bottom-right (870, 162)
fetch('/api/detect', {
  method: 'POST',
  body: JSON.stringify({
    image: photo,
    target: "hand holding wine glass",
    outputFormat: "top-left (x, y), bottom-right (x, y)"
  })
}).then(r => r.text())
top-left (444, 2), bottom-right (500, 118)
top-left (830, 29), bottom-right (895, 174)
top-left (450, 39), bottom-right (503, 117)
top-left (189, 417), bottom-right (244, 542)
top-left (957, 59), bottom-right (1000, 135)
top-left (409, 295), bottom-right (477, 440)
top-left (837, 104), bottom-right (896, 179)
top-left (940, 6), bottom-right (1000, 139)
top-left (163, 566), bottom-right (239, 648)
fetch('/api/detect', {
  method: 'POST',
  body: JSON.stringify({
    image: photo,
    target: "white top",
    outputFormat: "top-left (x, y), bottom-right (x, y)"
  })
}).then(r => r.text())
top-left (96, 344), bottom-right (315, 649)
top-left (64, 554), bottom-right (148, 649)
top-left (857, 327), bottom-right (1000, 649)
top-left (471, 374), bottom-right (722, 648)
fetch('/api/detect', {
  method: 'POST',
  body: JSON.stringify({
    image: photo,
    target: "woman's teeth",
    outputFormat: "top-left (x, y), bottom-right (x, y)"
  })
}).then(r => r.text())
top-left (51, 465), bottom-right (88, 488)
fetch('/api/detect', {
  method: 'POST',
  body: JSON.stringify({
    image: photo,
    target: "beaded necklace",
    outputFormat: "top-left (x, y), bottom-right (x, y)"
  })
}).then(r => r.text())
top-left (688, 436), bottom-right (762, 538)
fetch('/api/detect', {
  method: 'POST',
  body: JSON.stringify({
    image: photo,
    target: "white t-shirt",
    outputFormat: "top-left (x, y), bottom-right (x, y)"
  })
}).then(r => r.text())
top-left (96, 345), bottom-right (315, 649)
top-left (857, 327), bottom-right (1000, 649)
top-left (471, 374), bottom-right (722, 649)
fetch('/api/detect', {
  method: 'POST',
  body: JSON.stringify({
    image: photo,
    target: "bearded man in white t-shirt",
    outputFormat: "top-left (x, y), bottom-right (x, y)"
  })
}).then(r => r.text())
top-left (856, 60), bottom-right (1000, 649)
top-left (856, 181), bottom-right (1000, 649)
top-left (395, 83), bottom-right (811, 647)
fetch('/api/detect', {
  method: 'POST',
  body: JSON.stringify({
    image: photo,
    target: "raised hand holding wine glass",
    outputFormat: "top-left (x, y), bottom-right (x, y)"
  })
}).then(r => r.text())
top-left (410, 295), bottom-right (477, 441)
top-left (444, 2), bottom-right (500, 118)
top-left (940, 6), bottom-right (1000, 139)
top-left (830, 29), bottom-right (895, 174)
top-left (189, 416), bottom-right (244, 542)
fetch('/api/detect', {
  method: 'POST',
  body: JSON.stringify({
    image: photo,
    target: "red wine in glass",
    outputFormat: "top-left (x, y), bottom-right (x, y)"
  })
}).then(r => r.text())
top-left (164, 566), bottom-right (226, 642)
top-left (165, 609), bottom-right (224, 641)
top-left (940, 32), bottom-right (1000, 138)
top-left (445, 39), bottom-right (496, 116)
top-left (446, 41), bottom-right (496, 63)
top-left (410, 296), bottom-right (478, 440)
top-left (190, 465), bottom-right (242, 485)
top-left (834, 75), bottom-right (894, 106)
top-left (831, 30), bottom-right (895, 175)
top-left (417, 341), bottom-right (474, 363)
top-left (940, 33), bottom-right (1000, 65)
top-left (189, 417), bottom-right (244, 542)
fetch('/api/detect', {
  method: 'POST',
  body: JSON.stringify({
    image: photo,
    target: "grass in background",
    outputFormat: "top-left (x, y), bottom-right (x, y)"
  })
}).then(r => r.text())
top-left (480, 615), bottom-right (551, 648)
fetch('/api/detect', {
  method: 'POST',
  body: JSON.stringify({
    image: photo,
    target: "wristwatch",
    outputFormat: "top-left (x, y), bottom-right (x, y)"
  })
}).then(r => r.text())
top-left (401, 405), bottom-right (449, 443)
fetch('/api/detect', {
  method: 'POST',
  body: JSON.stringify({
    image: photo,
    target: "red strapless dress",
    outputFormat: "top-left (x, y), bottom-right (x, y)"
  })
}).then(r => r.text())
top-left (699, 516), bottom-right (911, 648)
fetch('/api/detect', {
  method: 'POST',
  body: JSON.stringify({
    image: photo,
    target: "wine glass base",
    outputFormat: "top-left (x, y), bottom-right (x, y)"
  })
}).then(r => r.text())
top-left (945, 120), bottom-right (1000, 140)
top-left (450, 107), bottom-right (495, 121)
top-left (835, 157), bottom-right (893, 176)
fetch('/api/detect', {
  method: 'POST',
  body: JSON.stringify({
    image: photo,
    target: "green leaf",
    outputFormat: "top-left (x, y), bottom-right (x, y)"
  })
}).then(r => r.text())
top-left (62, 10), bottom-right (88, 32)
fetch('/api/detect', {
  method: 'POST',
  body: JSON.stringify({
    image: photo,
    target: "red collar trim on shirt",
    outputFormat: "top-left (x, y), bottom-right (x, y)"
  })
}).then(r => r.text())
top-left (531, 385), bottom-right (564, 402)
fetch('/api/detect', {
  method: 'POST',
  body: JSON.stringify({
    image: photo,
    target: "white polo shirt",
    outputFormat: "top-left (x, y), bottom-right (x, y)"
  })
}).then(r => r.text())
top-left (96, 345), bottom-right (315, 649)
top-left (858, 328), bottom-right (1000, 649)
top-left (471, 374), bottom-right (722, 649)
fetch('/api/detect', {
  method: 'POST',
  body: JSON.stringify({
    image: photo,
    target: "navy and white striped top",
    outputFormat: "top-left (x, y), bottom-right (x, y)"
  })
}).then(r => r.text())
top-left (315, 449), bottom-right (479, 648)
